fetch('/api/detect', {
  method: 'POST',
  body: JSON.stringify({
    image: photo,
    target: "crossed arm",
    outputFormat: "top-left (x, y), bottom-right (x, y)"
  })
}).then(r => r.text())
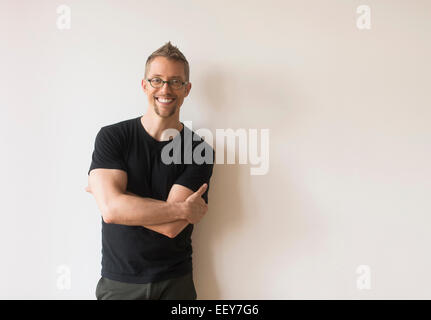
top-left (86, 168), bottom-right (208, 239)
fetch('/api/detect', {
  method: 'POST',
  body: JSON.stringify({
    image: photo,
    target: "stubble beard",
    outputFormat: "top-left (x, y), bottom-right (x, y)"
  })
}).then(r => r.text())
top-left (153, 101), bottom-right (178, 118)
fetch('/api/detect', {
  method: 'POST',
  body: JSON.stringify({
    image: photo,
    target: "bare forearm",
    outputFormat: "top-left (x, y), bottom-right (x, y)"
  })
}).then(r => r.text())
top-left (107, 193), bottom-right (185, 226)
top-left (143, 219), bottom-right (190, 238)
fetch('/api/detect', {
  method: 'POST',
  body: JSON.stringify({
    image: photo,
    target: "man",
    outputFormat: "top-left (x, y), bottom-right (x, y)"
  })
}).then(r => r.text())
top-left (86, 42), bottom-right (214, 300)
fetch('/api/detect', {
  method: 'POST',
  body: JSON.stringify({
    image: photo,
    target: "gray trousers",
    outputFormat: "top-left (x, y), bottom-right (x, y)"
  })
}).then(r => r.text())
top-left (95, 272), bottom-right (197, 300)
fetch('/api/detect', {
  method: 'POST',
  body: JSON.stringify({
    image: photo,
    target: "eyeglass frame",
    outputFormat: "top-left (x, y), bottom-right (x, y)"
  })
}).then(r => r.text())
top-left (146, 77), bottom-right (189, 90)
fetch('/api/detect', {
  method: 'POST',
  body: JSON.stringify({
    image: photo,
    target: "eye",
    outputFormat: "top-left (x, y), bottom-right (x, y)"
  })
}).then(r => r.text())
top-left (151, 78), bottom-right (162, 84)
top-left (171, 79), bottom-right (180, 85)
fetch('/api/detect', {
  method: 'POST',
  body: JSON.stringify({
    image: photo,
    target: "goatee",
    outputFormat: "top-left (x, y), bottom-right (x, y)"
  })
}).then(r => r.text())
top-left (154, 104), bottom-right (177, 118)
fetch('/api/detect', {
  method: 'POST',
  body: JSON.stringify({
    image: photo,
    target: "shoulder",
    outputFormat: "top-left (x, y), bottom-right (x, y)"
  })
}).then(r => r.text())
top-left (98, 117), bottom-right (138, 139)
top-left (93, 117), bottom-right (139, 151)
top-left (101, 117), bottom-right (137, 133)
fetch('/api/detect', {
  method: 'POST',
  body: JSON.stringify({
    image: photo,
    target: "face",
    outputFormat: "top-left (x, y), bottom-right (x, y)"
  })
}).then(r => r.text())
top-left (142, 56), bottom-right (191, 119)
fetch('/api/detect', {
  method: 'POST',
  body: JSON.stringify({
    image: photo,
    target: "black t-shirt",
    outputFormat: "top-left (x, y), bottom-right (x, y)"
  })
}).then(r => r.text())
top-left (88, 116), bottom-right (214, 284)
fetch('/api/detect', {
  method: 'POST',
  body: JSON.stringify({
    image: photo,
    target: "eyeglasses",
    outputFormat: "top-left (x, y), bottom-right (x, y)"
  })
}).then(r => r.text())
top-left (146, 77), bottom-right (188, 90)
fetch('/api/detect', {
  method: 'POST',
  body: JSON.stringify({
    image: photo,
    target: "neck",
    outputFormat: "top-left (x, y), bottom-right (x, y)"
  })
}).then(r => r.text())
top-left (140, 110), bottom-right (183, 142)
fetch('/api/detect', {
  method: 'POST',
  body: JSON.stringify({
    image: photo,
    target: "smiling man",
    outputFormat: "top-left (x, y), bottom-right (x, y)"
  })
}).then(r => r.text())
top-left (86, 42), bottom-right (214, 300)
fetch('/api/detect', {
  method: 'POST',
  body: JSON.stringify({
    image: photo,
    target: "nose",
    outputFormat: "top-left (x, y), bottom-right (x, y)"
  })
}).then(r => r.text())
top-left (158, 81), bottom-right (173, 95)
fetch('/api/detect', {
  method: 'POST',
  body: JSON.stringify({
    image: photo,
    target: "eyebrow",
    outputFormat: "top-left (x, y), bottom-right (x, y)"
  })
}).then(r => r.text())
top-left (150, 74), bottom-right (183, 79)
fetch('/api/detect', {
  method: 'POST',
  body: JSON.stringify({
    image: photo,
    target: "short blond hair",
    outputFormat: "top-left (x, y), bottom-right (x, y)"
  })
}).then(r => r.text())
top-left (145, 41), bottom-right (190, 81)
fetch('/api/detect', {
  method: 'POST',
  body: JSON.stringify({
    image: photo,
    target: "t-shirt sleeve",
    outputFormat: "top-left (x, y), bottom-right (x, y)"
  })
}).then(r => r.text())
top-left (88, 126), bottom-right (128, 175)
top-left (174, 148), bottom-right (215, 204)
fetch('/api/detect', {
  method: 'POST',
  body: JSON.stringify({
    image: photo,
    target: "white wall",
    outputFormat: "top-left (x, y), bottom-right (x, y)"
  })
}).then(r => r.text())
top-left (1, 0), bottom-right (430, 299)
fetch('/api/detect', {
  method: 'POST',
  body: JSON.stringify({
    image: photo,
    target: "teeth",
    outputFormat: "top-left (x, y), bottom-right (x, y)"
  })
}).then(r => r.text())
top-left (157, 97), bottom-right (174, 103)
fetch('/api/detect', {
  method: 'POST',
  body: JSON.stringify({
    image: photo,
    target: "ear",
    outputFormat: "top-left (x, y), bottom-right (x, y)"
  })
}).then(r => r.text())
top-left (141, 78), bottom-right (146, 91)
top-left (184, 82), bottom-right (192, 97)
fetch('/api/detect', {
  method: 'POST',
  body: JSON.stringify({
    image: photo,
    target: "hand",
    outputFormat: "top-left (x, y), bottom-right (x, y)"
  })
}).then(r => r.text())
top-left (182, 183), bottom-right (208, 224)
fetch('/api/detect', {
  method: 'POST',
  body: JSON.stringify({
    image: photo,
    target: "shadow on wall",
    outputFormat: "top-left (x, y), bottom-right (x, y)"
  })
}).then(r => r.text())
top-left (190, 61), bottom-right (317, 298)
top-left (190, 65), bottom-right (239, 299)
top-left (192, 154), bottom-right (250, 300)
top-left (190, 64), bottom-right (266, 299)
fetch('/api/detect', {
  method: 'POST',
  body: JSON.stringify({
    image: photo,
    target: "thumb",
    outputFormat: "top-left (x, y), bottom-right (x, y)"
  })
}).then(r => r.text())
top-left (191, 183), bottom-right (208, 199)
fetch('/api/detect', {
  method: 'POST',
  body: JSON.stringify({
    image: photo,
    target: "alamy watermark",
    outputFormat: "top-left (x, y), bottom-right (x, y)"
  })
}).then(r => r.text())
top-left (56, 5), bottom-right (71, 30)
top-left (356, 264), bottom-right (371, 290)
top-left (356, 5), bottom-right (371, 30)
top-left (56, 264), bottom-right (71, 290)
top-left (160, 121), bottom-right (270, 176)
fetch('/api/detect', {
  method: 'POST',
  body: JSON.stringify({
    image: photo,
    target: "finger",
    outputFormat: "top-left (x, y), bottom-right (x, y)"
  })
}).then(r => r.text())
top-left (186, 183), bottom-right (207, 202)
top-left (194, 183), bottom-right (208, 198)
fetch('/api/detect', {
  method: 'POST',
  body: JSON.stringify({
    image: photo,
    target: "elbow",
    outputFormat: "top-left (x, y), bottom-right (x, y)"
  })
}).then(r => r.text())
top-left (167, 224), bottom-right (187, 239)
top-left (166, 228), bottom-right (178, 239)
top-left (103, 193), bottom-right (127, 224)
top-left (102, 211), bottom-right (114, 224)
top-left (166, 230), bottom-right (176, 239)
top-left (102, 213), bottom-right (114, 224)
top-left (102, 194), bottom-right (124, 224)
top-left (167, 221), bottom-right (190, 239)
top-left (167, 233), bottom-right (177, 239)
top-left (101, 203), bottom-right (116, 224)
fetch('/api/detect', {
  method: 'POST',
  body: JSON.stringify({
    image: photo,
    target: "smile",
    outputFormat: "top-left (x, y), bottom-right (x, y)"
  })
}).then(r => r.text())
top-left (155, 97), bottom-right (175, 105)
